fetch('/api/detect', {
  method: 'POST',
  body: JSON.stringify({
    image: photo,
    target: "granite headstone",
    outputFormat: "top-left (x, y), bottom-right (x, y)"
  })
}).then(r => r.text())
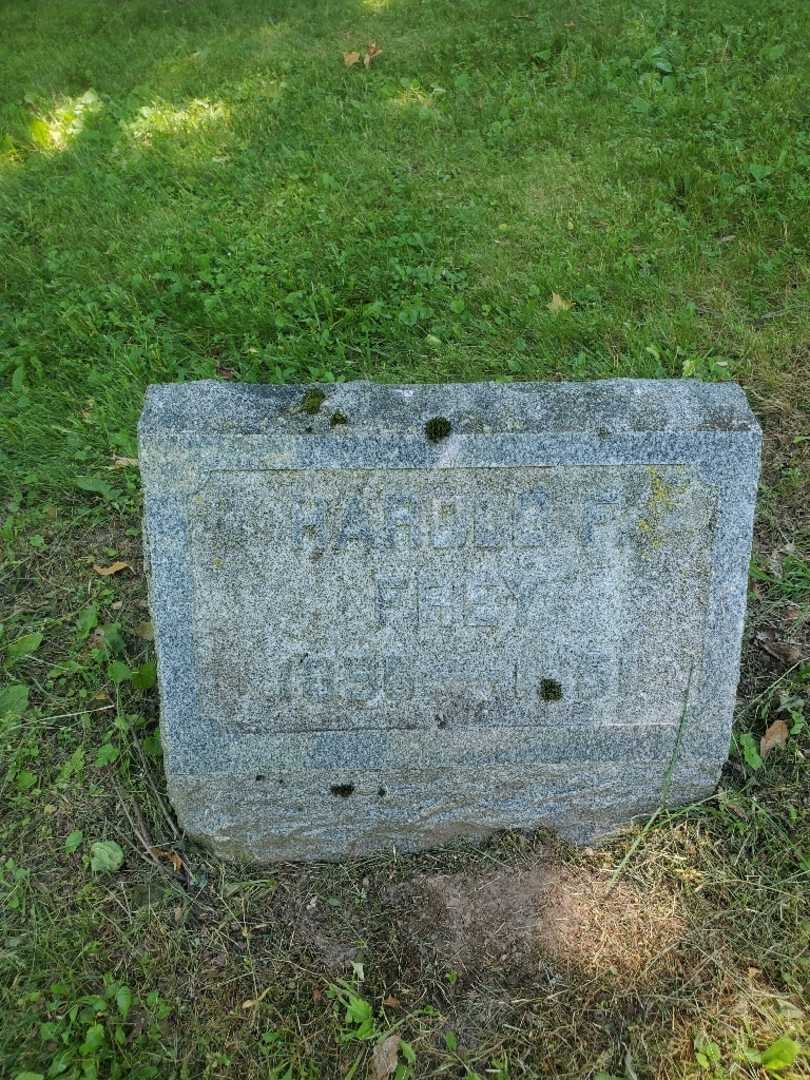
top-left (138, 379), bottom-right (760, 860)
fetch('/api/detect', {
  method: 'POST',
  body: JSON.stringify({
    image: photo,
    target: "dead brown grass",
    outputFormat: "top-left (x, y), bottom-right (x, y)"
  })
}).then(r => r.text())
top-left (391, 861), bottom-right (686, 989)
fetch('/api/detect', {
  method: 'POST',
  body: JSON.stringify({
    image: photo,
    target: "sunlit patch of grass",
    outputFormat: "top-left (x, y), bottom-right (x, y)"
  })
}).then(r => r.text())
top-left (29, 90), bottom-right (101, 152)
top-left (391, 81), bottom-right (437, 107)
top-left (122, 97), bottom-right (230, 145)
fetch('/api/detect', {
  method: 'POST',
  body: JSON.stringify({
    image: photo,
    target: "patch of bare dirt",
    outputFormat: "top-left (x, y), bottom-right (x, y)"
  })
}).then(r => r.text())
top-left (392, 860), bottom-right (686, 986)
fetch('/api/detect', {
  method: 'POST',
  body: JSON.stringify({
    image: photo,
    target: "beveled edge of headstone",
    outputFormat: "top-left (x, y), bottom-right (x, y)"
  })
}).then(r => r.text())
top-left (138, 377), bottom-right (760, 440)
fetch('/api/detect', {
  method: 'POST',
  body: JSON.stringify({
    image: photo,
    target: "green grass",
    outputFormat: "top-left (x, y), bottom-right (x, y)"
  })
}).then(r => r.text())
top-left (2, 0), bottom-right (810, 492)
top-left (1, 0), bottom-right (809, 1077)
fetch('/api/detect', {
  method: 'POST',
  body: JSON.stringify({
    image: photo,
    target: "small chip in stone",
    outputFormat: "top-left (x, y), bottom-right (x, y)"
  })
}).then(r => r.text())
top-left (425, 416), bottom-right (452, 442)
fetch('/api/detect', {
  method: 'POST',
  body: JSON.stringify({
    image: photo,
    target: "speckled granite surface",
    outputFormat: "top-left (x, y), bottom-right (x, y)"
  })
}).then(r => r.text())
top-left (139, 379), bottom-right (761, 861)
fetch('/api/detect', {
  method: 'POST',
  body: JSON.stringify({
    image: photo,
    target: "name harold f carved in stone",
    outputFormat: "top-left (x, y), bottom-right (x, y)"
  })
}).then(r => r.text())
top-left (287, 485), bottom-right (550, 550)
top-left (189, 464), bottom-right (713, 735)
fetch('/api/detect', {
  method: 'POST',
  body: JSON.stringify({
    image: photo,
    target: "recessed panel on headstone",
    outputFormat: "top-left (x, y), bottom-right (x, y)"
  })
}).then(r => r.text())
top-left (139, 380), bottom-right (760, 861)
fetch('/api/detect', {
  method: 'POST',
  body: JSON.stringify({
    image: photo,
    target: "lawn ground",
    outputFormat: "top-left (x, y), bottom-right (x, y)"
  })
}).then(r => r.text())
top-left (0, 0), bottom-right (808, 1077)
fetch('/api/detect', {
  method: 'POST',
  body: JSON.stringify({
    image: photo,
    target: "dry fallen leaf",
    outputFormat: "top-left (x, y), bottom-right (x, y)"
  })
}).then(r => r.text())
top-left (242, 985), bottom-right (272, 1010)
top-left (775, 642), bottom-right (802, 665)
top-left (760, 719), bottom-right (789, 758)
top-left (111, 456), bottom-right (138, 469)
top-left (364, 41), bottom-right (383, 67)
top-left (344, 43), bottom-right (382, 69)
top-left (93, 561), bottom-right (131, 576)
top-left (371, 1034), bottom-right (401, 1080)
top-left (382, 994), bottom-right (400, 1008)
top-left (148, 847), bottom-right (187, 876)
top-left (548, 291), bottom-right (574, 314)
top-left (757, 633), bottom-right (802, 666)
top-left (724, 799), bottom-right (749, 820)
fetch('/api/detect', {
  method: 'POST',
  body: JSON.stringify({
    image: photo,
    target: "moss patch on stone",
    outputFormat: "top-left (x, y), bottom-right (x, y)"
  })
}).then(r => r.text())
top-left (425, 416), bottom-right (452, 442)
top-left (300, 388), bottom-right (326, 415)
top-left (636, 466), bottom-right (683, 552)
top-left (540, 678), bottom-right (563, 702)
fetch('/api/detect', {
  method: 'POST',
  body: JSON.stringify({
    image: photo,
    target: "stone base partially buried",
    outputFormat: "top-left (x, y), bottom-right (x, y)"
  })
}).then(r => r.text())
top-left (139, 378), bottom-right (760, 862)
top-left (170, 764), bottom-right (720, 862)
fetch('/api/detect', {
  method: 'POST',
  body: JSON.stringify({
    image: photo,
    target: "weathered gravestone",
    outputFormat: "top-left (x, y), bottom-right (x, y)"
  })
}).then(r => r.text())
top-left (139, 379), bottom-right (760, 861)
